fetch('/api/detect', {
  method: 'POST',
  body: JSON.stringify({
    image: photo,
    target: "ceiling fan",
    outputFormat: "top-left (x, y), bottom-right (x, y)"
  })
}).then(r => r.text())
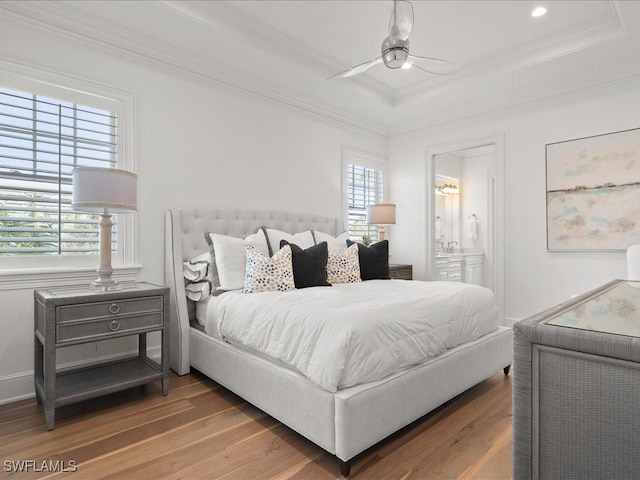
top-left (329, 0), bottom-right (459, 79)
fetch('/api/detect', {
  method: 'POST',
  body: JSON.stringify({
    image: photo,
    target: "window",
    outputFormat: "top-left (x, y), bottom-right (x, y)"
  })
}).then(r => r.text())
top-left (343, 148), bottom-right (388, 243)
top-left (0, 66), bottom-right (135, 278)
top-left (0, 87), bottom-right (117, 256)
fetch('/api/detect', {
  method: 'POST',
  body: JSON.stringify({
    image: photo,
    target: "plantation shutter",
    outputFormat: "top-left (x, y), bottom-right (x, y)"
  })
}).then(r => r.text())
top-left (347, 163), bottom-right (384, 242)
top-left (0, 88), bottom-right (117, 255)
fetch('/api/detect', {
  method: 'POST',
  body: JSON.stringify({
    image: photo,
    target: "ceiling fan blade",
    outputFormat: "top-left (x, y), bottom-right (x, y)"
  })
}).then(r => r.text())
top-left (407, 54), bottom-right (460, 75)
top-left (389, 0), bottom-right (414, 42)
top-left (328, 57), bottom-right (383, 79)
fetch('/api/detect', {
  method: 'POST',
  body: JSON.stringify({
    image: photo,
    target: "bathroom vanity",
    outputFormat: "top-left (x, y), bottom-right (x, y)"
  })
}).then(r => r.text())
top-left (435, 251), bottom-right (485, 286)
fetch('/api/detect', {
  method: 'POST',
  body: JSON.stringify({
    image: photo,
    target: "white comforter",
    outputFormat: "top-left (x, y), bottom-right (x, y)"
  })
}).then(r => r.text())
top-left (202, 280), bottom-right (498, 392)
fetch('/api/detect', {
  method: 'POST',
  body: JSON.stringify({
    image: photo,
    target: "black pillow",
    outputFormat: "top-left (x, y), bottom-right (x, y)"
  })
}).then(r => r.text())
top-left (280, 240), bottom-right (331, 289)
top-left (346, 240), bottom-right (390, 280)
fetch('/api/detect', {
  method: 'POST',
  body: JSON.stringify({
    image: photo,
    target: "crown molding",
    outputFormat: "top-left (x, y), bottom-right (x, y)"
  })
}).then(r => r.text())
top-left (0, 1), bottom-right (388, 139)
top-left (390, 56), bottom-right (640, 137)
top-left (395, 2), bottom-right (626, 106)
top-left (1, 1), bottom-right (635, 140)
top-left (160, 0), bottom-right (396, 105)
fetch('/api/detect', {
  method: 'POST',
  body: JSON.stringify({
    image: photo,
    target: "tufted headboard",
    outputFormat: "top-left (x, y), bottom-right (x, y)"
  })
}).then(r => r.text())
top-left (164, 208), bottom-right (343, 374)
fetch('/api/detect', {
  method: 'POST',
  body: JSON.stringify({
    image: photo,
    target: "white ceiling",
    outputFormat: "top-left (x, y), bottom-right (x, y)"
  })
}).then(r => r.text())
top-left (2, 0), bottom-right (640, 137)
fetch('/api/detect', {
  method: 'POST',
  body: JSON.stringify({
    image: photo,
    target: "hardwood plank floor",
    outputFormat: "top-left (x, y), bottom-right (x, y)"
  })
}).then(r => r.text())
top-left (0, 370), bottom-right (513, 479)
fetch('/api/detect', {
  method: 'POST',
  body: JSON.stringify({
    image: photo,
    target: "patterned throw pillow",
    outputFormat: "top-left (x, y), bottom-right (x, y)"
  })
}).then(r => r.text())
top-left (326, 243), bottom-right (362, 284)
top-left (243, 244), bottom-right (295, 293)
top-left (182, 251), bottom-right (209, 282)
top-left (185, 281), bottom-right (212, 302)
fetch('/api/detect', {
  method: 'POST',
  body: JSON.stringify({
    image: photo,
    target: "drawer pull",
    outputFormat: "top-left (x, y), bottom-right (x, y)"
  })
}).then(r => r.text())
top-left (109, 320), bottom-right (120, 332)
top-left (109, 303), bottom-right (120, 314)
top-left (394, 271), bottom-right (400, 277)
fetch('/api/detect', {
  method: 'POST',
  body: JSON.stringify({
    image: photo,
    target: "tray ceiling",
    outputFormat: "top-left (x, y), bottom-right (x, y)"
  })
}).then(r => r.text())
top-left (1, 1), bottom-right (639, 136)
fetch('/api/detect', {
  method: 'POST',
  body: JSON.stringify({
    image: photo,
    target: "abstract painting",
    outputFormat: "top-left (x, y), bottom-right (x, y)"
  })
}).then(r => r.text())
top-left (546, 127), bottom-right (640, 250)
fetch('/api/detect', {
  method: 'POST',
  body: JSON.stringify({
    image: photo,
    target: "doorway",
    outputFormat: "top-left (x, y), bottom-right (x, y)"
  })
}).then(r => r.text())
top-left (425, 134), bottom-right (505, 323)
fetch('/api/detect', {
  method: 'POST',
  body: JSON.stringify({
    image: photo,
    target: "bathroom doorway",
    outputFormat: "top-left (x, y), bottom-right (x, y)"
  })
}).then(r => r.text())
top-left (426, 134), bottom-right (505, 323)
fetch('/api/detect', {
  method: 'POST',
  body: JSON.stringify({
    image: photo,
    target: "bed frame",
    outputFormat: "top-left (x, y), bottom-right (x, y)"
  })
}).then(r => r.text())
top-left (165, 208), bottom-right (513, 475)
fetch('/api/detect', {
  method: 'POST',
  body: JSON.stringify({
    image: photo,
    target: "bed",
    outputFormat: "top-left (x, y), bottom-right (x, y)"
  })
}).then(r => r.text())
top-left (165, 208), bottom-right (513, 475)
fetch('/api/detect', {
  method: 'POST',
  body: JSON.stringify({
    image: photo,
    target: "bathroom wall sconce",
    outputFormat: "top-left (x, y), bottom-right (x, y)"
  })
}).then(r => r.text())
top-left (435, 184), bottom-right (459, 195)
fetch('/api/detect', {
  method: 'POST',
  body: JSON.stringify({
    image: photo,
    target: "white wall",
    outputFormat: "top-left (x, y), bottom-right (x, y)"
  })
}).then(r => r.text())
top-left (461, 153), bottom-right (492, 252)
top-left (389, 76), bottom-right (640, 325)
top-left (0, 16), bottom-right (386, 403)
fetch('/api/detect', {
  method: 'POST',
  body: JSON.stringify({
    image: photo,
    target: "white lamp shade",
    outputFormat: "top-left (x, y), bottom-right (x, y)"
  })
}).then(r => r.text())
top-left (72, 167), bottom-right (137, 213)
top-left (627, 245), bottom-right (640, 281)
top-left (367, 203), bottom-right (396, 225)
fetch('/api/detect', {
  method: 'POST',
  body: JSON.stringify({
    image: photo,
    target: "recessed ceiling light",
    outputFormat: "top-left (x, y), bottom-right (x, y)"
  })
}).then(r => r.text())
top-left (401, 62), bottom-right (412, 70)
top-left (531, 6), bottom-right (547, 18)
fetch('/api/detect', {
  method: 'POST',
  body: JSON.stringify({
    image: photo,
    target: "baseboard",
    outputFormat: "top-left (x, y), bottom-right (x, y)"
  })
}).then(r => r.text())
top-left (0, 346), bottom-right (162, 406)
top-left (0, 371), bottom-right (35, 405)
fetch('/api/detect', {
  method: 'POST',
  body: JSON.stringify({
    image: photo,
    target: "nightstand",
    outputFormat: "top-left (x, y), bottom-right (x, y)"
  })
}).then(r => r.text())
top-left (34, 282), bottom-right (170, 430)
top-left (389, 264), bottom-right (413, 280)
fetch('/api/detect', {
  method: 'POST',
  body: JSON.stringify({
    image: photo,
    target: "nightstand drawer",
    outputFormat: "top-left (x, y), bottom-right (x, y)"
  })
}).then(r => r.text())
top-left (389, 264), bottom-right (413, 280)
top-left (56, 312), bottom-right (163, 344)
top-left (57, 297), bottom-right (163, 323)
top-left (390, 268), bottom-right (412, 280)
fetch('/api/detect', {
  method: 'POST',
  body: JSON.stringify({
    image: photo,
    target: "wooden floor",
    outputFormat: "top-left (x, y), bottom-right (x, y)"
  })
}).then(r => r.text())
top-left (0, 370), bottom-right (513, 479)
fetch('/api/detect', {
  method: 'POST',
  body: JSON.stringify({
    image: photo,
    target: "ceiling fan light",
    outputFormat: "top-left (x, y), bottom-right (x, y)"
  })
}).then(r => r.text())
top-left (328, 0), bottom-right (456, 79)
top-left (381, 37), bottom-right (410, 69)
top-left (383, 49), bottom-right (408, 69)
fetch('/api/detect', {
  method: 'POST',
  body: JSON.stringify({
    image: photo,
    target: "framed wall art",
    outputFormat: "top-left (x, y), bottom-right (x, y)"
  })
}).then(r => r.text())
top-left (546, 127), bottom-right (640, 251)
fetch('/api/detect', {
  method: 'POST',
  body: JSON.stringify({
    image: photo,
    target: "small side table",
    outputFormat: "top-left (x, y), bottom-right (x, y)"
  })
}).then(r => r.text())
top-left (389, 264), bottom-right (413, 280)
top-left (34, 282), bottom-right (170, 430)
top-left (514, 279), bottom-right (640, 479)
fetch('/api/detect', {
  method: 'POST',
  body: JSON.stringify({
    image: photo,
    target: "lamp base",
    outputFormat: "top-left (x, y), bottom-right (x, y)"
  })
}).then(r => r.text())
top-left (90, 279), bottom-right (123, 292)
top-left (89, 213), bottom-right (121, 292)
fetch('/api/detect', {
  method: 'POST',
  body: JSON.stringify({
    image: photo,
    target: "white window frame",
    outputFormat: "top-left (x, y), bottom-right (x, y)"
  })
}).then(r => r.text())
top-left (342, 147), bottom-right (389, 242)
top-left (0, 59), bottom-right (138, 288)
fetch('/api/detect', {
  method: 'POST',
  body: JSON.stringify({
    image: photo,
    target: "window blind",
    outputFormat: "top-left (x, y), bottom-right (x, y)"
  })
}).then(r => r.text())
top-left (0, 88), bottom-right (117, 255)
top-left (347, 163), bottom-right (384, 242)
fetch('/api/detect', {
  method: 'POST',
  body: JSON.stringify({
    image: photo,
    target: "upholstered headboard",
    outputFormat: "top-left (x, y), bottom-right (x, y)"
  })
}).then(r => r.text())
top-left (164, 208), bottom-right (344, 374)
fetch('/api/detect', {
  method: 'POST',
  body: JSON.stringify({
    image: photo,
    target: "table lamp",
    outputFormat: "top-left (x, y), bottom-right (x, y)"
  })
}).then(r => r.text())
top-left (72, 167), bottom-right (137, 290)
top-left (366, 203), bottom-right (396, 241)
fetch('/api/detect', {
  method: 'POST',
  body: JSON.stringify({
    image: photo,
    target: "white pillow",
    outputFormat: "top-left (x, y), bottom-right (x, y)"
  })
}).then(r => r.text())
top-left (243, 245), bottom-right (295, 293)
top-left (182, 251), bottom-right (209, 282)
top-left (264, 228), bottom-right (315, 255)
top-left (206, 230), bottom-right (269, 292)
top-left (326, 243), bottom-right (362, 284)
top-left (185, 281), bottom-right (212, 302)
top-left (313, 231), bottom-right (350, 251)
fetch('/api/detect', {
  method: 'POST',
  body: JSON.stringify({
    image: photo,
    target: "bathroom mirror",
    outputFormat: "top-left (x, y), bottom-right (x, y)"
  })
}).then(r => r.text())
top-left (434, 174), bottom-right (460, 248)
